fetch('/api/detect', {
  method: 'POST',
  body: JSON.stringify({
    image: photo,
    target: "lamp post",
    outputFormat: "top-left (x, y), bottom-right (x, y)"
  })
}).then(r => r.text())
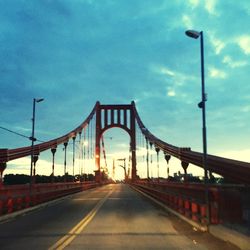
top-left (51, 147), bottom-right (57, 183)
top-left (185, 30), bottom-right (209, 224)
top-left (72, 137), bottom-right (76, 182)
top-left (155, 147), bottom-right (160, 182)
top-left (117, 158), bottom-right (126, 181)
top-left (30, 98), bottom-right (44, 188)
top-left (146, 138), bottom-right (149, 180)
top-left (64, 141), bottom-right (68, 182)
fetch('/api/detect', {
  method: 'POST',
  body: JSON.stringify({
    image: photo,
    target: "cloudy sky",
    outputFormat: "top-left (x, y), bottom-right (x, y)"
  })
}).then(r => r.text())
top-left (1, 0), bottom-right (250, 178)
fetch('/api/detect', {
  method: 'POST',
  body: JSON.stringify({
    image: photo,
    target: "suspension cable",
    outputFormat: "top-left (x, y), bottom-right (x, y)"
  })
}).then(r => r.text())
top-left (83, 127), bottom-right (86, 179)
top-left (150, 142), bottom-right (153, 178)
top-left (143, 134), bottom-right (145, 162)
top-left (90, 119), bottom-right (93, 158)
top-left (146, 138), bottom-right (149, 179)
top-left (78, 132), bottom-right (82, 178)
top-left (87, 123), bottom-right (90, 159)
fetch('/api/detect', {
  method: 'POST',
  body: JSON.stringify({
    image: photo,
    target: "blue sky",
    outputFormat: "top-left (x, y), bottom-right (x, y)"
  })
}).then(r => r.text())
top-left (1, 0), bottom-right (250, 178)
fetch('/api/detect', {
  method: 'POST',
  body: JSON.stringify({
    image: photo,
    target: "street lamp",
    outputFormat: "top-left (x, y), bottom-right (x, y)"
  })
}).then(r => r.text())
top-left (30, 98), bottom-right (44, 187)
top-left (185, 30), bottom-right (209, 224)
top-left (117, 158), bottom-right (127, 181)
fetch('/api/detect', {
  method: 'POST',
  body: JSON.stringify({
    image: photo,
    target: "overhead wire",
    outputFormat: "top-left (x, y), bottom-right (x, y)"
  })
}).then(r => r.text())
top-left (0, 125), bottom-right (45, 142)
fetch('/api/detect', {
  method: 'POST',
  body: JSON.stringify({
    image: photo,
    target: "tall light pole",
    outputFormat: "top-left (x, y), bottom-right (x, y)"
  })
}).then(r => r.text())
top-left (72, 137), bottom-right (76, 182)
top-left (30, 98), bottom-right (44, 187)
top-left (185, 30), bottom-right (209, 224)
top-left (117, 158), bottom-right (127, 181)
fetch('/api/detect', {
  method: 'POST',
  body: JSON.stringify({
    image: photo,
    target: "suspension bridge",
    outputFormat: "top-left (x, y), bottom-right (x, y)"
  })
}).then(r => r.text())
top-left (0, 101), bottom-right (249, 249)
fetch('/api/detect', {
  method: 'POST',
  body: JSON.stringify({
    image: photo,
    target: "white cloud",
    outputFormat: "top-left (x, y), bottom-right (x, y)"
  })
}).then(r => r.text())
top-left (222, 55), bottom-right (247, 68)
top-left (209, 67), bottom-right (227, 79)
top-left (237, 35), bottom-right (250, 55)
top-left (153, 65), bottom-right (194, 85)
top-left (134, 98), bottom-right (141, 104)
top-left (5, 157), bottom-right (86, 176)
top-left (217, 149), bottom-right (250, 163)
top-left (182, 14), bottom-right (193, 28)
top-left (160, 67), bottom-right (175, 77)
top-left (167, 89), bottom-right (176, 97)
top-left (188, 0), bottom-right (199, 8)
top-left (241, 105), bottom-right (250, 113)
top-left (9, 157), bottom-right (30, 167)
top-left (209, 32), bottom-right (225, 54)
top-left (205, 0), bottom-right (217, 15)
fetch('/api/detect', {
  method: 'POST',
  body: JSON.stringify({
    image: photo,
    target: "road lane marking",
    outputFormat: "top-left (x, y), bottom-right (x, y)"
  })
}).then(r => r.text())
top-left (73, 198), bottom-right (101, 201)
top-left (48, 189), bottom-right (113, 250)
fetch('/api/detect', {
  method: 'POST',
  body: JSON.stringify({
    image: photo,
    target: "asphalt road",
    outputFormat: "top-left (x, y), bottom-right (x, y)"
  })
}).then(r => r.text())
top-left (0, 184), bottom-right (239, 249)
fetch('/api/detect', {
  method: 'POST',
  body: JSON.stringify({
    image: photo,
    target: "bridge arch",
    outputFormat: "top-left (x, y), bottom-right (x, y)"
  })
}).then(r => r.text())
top-left (95, 102), bottom-right (136, 182)
top-left (100, 127), bottom-right (131, 181)
top-left (100, 124), bottom-right (132, 137)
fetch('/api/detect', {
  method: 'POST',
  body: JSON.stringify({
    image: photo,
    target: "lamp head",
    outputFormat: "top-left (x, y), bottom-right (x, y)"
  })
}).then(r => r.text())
top-left (35, 98), bottom-right (44, 103)
top-left (185, 30), bottom-right (201, 39)
top-left (117, 158), bottom-right (125, 161)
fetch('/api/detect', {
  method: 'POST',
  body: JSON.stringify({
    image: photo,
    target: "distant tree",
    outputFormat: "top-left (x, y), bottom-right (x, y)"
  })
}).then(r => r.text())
top-left (167, 176), bottom-right (180, 182)
top-left (187, 176), bottom-right (202, 183)
top-left (35, 175), bottom-right (51, 183)
top-left (4, 174), bottom-right (30, 185)
top-left (3, 173), bottom-right (96, 185)
top-left (87, 174), bottom-right (95, 181)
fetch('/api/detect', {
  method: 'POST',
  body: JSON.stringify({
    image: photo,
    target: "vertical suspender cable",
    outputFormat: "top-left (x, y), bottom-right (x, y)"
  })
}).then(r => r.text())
top-left (150, 142), bottom-right (153, 179)
top-left (101, 136), bottom-right (108, 170)
top-left (51, 147), bottom-right (56, 183)
top-left (72, 136), bottom-right (76, 181)
top-left (146, 138), bottom-right (149, 180)
top-left (155, 147), bottom-right (160, 182)
top-left (83, 127), bottom-right (86, 180)
top-left (64, 142), bottom-right (68, 182)
top-left (87, 123), bottom-right (90, 160)
top-left (90, 119), bottom-right (93, 158)
top-left (78, 132), bottom-right (82, 179)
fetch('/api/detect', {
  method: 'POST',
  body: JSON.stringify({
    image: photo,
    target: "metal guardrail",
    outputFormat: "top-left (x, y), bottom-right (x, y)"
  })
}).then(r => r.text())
top-left (0, 181), bottom-right (102, 216)
top-left (132, 180), bottom-right (243, 225)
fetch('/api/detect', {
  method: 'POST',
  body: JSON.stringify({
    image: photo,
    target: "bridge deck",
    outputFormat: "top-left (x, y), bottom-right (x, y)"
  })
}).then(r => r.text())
top-left (0, 184), bottom-right (238, 249)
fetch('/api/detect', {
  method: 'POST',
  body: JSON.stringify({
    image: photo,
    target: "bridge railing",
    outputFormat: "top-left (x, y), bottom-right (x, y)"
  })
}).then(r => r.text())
top-left (133, 180), bottom-right (244, 225)
top-left (0, 181), bottom-right (103, 216)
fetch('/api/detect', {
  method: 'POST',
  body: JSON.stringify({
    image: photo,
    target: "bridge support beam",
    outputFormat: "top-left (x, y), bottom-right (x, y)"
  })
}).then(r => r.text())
top-left (51, 147), bottom-right (57, 183)
top-left (0, 162), bottom-right (6, 187)
top-left (94, 101), bottom-right (137, 183)
top-left (130, 102), bottom-right (137, 182)
top-left (0, 149), bottom-right (8, 187)
top-left (95, 102), bottom-right (101, 183)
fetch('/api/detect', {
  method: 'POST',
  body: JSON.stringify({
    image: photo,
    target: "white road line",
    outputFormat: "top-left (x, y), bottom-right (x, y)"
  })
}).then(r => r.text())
top-left (48, 189), bottom-right (113, 250)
